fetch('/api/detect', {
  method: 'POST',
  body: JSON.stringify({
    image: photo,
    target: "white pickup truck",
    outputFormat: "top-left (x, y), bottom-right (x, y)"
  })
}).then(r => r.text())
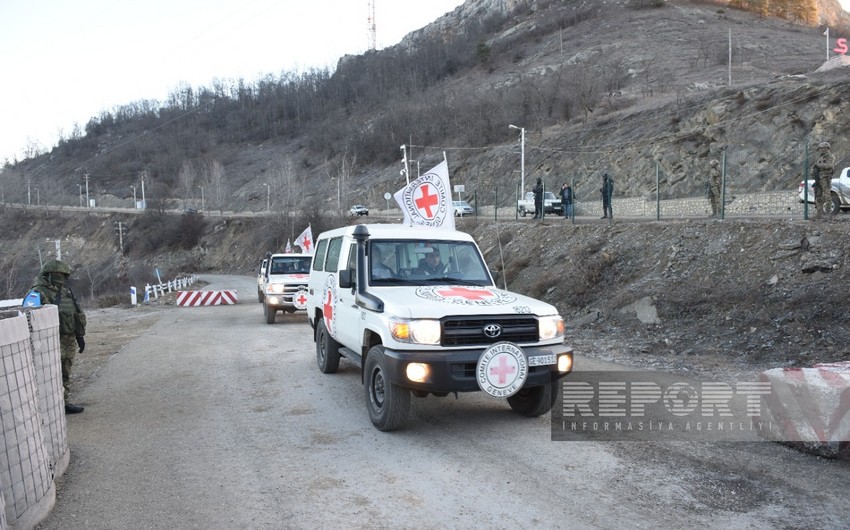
top-left (517, 191), bottom-right (563, 217)
top-left (260, 253), bottom-right (312, 323)
top-left (305, 223), bottom-right (574, 431)
top-left (798, 166), bottom-right (850, 214)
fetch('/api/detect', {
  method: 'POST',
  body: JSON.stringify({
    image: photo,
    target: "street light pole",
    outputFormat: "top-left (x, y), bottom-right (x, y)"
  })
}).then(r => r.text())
top-left (509, 125), bottom-right (525, 194)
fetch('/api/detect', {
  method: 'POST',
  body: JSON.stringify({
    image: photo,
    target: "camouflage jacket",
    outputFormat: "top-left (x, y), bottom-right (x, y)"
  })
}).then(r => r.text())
top-left (30, 274), bottom-right (87, 337)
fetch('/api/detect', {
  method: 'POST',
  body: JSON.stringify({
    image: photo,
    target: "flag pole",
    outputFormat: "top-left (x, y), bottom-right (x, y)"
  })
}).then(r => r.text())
top-left (825, 27), bottom-right (830, 61)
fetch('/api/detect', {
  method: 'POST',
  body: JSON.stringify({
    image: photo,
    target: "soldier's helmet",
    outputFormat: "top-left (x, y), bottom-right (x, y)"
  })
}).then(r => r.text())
top-left (41, 259), bottom-right (71, 276)
top-left (818, 141), bottom-right (831, 151)
top-left (709, 159), bottom-right (719, 167)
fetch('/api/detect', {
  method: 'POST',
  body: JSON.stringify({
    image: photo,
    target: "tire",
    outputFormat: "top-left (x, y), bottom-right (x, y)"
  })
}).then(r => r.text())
top-left (507, 381), bottom-right (558, 417)
top-left (264, 303), bottom-right (276, 324)
top-left (257, 288), bottom-right (264, 303)
top-left (830, 194), bottom-right (841, 215)
top-left (316, 320), bottom-right (341, 374)
top-left (364, 345), bottom-right (410, 431)
top-left (520, 208), bottom-right (527, 218)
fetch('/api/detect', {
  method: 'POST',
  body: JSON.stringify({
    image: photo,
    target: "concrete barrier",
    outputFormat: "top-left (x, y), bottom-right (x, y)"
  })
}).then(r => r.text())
top-left (23, 306), bottom-right (69, 479)
top-left (0, 310), bottom-right (56, 528)
top-left (176, 290), bottom-right (237, 306)
top-left (759, 361), bottom-right (850, 458)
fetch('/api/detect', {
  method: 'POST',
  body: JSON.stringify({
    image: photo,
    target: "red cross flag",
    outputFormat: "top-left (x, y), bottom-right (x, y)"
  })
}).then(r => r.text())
top-left (294, 225), bottom-right (314, 254)
top-left (393, 160), bottom-right (455, 230)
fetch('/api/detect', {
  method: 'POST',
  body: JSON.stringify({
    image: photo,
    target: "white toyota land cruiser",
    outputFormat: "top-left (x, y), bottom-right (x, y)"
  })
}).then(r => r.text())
top-left (261, 253), bottom-right (312, 324)
top-left (306, 223), bottom-right (573, 431)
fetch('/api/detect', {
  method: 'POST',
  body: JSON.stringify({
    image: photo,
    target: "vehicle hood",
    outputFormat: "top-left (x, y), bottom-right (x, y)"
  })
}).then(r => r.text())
top-left (370, 285), bottom-right (559, 319)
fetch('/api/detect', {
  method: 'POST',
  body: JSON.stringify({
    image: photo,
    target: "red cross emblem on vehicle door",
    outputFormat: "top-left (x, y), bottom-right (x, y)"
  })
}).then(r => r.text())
top-left (323, 290), bottom-right (334, 330)
top-left (414, 183), bottom-right (440, 219)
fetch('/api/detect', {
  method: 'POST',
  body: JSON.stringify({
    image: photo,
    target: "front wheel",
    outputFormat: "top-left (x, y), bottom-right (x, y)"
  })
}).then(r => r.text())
top-left (364, 345), bottom-right (410, 431)
top-left (520, 208), bottom-right (527, 217)
top-left (316, 320), bottom-right (341, 373)
top-left (264, 303), bottom-right (276, 324)
top-left (257, 289), bottom-right (264, 303)
top-left (829, 194), bottom-right (841, 215)
top-left (507, 381), bottom-right (559, 417)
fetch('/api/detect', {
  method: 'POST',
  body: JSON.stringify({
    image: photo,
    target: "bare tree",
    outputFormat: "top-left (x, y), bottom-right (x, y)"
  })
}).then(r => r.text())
top-left (178, 160), bottom-right (198, 209)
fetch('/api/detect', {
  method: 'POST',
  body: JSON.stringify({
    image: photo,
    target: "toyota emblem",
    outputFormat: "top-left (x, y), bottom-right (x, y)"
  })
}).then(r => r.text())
top-left (483, 323), bottom-right (502, 338)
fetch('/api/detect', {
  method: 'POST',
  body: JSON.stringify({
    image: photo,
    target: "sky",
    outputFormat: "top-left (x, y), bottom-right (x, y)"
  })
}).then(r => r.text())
top-left (0, 0), bottom-right (466, 164)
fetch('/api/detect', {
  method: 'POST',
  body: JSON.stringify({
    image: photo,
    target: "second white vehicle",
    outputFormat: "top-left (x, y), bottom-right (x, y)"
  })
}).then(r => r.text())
top-left (261, 253), bottom-right (313, 323)
top-left (798, 166), bottom-right (850, 215)
top-left (452, 200), bottom-right (474, 217)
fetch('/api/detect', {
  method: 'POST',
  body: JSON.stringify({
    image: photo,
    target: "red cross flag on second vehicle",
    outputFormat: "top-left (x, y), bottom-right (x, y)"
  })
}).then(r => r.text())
top-left (393, 160), bottom-right (455, 230)
top-left (294, 225), bottom-right (314, 254)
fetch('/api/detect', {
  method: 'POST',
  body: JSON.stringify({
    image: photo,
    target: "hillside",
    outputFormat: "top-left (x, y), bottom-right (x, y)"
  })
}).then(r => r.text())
top-left (1, 0), bottom-right (849, 376)
top-left (3, 0), bottom-right (850, 215)
top-left (1, 207), bottom-right (847, 379)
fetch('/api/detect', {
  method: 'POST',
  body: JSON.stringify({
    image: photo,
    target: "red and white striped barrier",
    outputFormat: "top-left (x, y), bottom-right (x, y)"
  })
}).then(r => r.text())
top-left (759, 361), bottom-right (850, 458)
top-left (176, 290), bottom-right (238, 307)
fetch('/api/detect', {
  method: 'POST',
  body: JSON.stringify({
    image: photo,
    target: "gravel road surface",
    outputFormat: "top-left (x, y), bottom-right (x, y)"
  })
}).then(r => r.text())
top-left (37, 275), bottom-right (850, 529)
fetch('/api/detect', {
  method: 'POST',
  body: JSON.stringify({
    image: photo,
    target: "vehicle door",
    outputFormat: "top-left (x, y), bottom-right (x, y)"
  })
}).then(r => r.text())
top-left (333, 240), bottom-right (362, 349)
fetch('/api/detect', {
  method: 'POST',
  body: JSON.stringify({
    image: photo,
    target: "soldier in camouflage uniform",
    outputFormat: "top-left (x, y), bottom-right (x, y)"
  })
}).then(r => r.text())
top-left (708, 159), bottom-right (722, 217)
top-left (30, 259), bottom-right (87, 414)
top-left (812, 141), bottom-right (835, 218)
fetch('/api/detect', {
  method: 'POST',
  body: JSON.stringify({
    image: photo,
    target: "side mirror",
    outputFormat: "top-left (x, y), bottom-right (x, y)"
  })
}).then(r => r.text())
top-left (339, 269), bottom-right (354, 289)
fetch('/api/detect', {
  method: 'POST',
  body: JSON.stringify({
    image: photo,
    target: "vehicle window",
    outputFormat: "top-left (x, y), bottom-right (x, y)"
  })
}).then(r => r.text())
top-left (369, 239), bottom-right (492, 286)
top-left (325, 237), bottom-right (343, 273)
top-left (347, 242), bottom-right (356, 272)
top-left (313, 239), bottom-right (328, 271)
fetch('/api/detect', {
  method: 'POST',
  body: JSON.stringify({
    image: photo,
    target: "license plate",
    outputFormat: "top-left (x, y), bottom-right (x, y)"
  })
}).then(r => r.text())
top-left (528, 354), bottom-right (555, 367)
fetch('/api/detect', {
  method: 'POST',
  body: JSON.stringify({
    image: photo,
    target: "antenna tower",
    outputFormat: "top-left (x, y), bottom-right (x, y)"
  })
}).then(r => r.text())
top-left (367, 0), bottom-right (377, 50)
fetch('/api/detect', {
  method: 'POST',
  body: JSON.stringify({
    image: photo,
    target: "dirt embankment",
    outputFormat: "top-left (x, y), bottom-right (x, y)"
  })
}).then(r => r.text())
top-left (468, 216), bottom-right (849, 378)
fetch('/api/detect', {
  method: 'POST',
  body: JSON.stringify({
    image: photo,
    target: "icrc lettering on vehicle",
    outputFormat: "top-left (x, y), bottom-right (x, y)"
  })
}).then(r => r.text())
top-left (305, 223), bottom-right (573, 431)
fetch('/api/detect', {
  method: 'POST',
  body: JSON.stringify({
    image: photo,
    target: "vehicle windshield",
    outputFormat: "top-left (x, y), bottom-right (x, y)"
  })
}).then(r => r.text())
top-left (368, 240), bottom-right (493, 286)
top-left (269, 256), bottom-right (312, 274)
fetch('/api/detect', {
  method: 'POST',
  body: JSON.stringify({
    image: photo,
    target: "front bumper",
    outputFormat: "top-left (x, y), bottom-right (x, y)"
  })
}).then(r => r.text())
top-left (380, 343), bottom-right (573, 393)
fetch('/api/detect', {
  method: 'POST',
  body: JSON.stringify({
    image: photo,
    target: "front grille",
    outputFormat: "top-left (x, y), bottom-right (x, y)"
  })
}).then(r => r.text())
top-left (442, 315), bottom-right (538, 346)
top-left (283, 284), bottom-right (307, 294)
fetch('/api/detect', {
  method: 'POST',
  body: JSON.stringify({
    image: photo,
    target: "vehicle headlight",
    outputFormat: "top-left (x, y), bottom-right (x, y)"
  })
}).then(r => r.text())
top-left (266, 283), bottom-right (285, 294)
top-left (390, 319), bottom-right (441, 345)
top-left (539, 315), bottom-right (565, 341)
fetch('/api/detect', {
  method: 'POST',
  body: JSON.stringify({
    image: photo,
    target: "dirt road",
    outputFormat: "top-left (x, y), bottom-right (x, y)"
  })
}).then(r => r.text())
top-left (38, 275), bottom-right (849, 529)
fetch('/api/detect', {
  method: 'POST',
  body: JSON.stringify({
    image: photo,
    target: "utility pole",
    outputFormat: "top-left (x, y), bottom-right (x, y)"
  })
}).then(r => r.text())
top-left (400, 145), bottom-right (410, 185)
top-left (131, 185), bottom-right (137, 207)
top-left (78, 184), bottom-right (83, 207)
top-left (199, 185), bottom-right (204, 213)
top-left (114, 221), bottom-right (126, 255)
top-left (509, 125), bottom-right (525, 194)
top-left (140, 170), bottom-right (146, 209)
top-left (27, 177), bottom-right (31, 205)
top-left (264, 183), bottom-right (270, 211)
top-left (85, 173), bottom-right (90, 207)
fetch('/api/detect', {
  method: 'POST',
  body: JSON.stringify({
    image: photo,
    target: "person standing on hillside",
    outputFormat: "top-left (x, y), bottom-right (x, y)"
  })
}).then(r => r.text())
top-left (707, 159), bottom-right (722, 217)
top-left (532, 177), bottom-right (544, 219)
top-left (600, 173), bottom-right (613, 219)
top-left (29, 259), bottom-right (87, 414)
top-left (812, 141), bottom-right (835, 219)
top-left (560, 182), bottom-right (573, 219)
